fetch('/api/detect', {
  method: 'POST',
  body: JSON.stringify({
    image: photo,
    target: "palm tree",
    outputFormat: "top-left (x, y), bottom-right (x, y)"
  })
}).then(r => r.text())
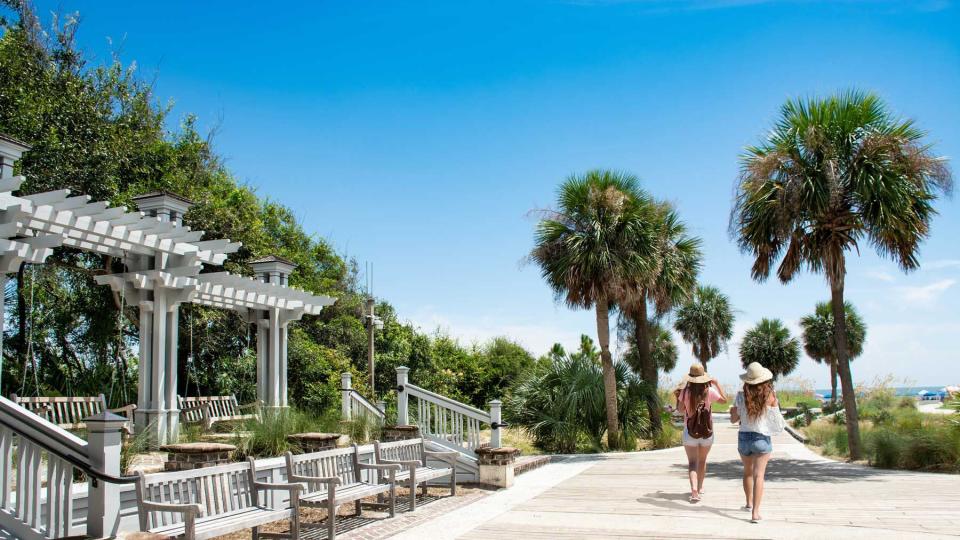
top-left (731, 90), bottom-right (952, 459)
top-left (800, 301), bottom-right (867, 404)
top-left (674, 285), bottom-right (735, 370)
top-left (530, 170), bottom-right (658, 448)
top-left (621, 203), bottom-right (702, 436)
top-left (739, 318), bottom-right (800, 380)
top-left (623, 319), bottom-right (679, 376)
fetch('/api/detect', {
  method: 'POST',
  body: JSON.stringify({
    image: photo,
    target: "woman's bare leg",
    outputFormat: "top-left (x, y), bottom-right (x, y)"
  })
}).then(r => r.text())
top-left (684, 445), bottom-right (700, 499)
top-left (751, 452), bottom-right (772, 521)
top-left (696, 444), bottom-right (711, 493)
top-left (740, 454), bottom-right (755, 508)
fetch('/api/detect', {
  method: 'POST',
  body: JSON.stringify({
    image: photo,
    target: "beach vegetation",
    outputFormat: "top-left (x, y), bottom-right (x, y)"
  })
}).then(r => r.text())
top-left (739, 318), bottom-right (801, 379)
top-left (732, 90), bottom-right (954, 460)
top-left (673, 285), bottom-right (735, 372)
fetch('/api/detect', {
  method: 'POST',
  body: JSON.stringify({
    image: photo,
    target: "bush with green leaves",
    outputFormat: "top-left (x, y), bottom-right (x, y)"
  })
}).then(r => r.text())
top-left (505, 355), bottom-right (654, 453)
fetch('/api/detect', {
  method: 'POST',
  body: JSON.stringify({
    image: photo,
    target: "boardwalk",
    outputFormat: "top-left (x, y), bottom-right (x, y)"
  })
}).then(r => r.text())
top-left (392, 420), bottom-right (960, 539)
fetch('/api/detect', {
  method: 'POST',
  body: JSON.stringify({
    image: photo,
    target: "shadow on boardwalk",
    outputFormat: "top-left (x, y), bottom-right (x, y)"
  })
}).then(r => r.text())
top-left (670, 458), bottom-right (888, 483)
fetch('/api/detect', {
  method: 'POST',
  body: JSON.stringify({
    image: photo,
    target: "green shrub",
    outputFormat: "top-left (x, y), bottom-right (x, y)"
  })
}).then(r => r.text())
top-left (651, 419), bottom-right (681, 450)
top-left (234, 408), bottom-right (342, 458)
top-left (897, 397), bottom-right (917, 410)
top-left (505, 356), bottom-right (654, 453)
top-left (865, 428), bottom-right (905, 468)
top-left (831, 411), bottom-right (846, 425)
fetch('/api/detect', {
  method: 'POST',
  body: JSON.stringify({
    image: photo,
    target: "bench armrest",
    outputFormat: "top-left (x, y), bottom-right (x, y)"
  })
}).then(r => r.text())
top-left (254, 481), bottom-right (302, 493)
top-left (424, 450), bottom-right (459, 466)
top-left (238, 400), bottom-right (262, 410)
top-left (141, 500), bottom-right (203, 518)
top-left (359, 463), bottom-right (403, 471)
top-left (380, 458), bottom-right (422, 470)
top-left (108, 403), bottom-right (137, 418)
top-left (290, 474), bottom-right (341, 486)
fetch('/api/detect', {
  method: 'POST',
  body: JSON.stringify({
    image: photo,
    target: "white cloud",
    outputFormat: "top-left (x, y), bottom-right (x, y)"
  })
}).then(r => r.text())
top-left (865, 270), bottom-right (895, 282)
top-left (925, 259), bottom-right (960, 271)
top-left (897, 279), bottom-right (956, 306)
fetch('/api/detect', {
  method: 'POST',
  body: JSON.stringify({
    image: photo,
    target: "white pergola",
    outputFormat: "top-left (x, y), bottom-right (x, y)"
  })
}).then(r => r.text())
top-left (0, 136), bottom-right (336, 445)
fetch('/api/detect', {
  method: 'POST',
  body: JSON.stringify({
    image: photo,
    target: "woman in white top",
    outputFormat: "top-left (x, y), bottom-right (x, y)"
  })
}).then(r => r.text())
top-left (730, 362), bottom-right (785, 524)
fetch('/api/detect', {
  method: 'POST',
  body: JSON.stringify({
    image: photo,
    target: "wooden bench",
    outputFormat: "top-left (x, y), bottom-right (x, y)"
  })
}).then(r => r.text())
top-left (178, 395), bottom-right (259, 430)
top-left (374, 438), bottom-right (458, 510)
top-left (10, 393), bottom-right (136, 435)
top-left (135, 457), bottom-right (301, 540)
top-left (285, 444), bottom-right (400, 540)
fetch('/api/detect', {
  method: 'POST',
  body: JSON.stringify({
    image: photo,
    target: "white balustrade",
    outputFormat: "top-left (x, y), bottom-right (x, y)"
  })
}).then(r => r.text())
top-left (395, 366), bottom-right (503, 456)
top-left (341, 372), bottom-right (385, 423)
top-left (0, 396), bottom-right (127, 539)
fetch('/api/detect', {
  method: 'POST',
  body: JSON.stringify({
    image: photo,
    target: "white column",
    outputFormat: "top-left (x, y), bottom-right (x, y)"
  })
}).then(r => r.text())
top-left (151, 286), bottom-right (168, 441)
top-left (489, 399), bottom-right (503, 449)
top-left (256, 319), bottom-right (268, 405)
top-left (341, 372), bottom-right (352, 420)
top-left (85, 411), bottom-right (127, 538)
top-left (165, 308), bottom-right (180, 440)
top-left (396, 367), bottom-right (409, 425)
top-left (136, 299), bottom-right (154, 436)
top-left (268, 307), bottom-right (281, 408)
top-left (280, 325), bottom-right (289, 407)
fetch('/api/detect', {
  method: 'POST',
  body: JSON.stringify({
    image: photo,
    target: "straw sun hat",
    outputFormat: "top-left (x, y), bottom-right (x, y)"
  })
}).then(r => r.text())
top-left (679, 363), bottom-right (713, 387)
top-left (739, 362), bottom-right (774, 385)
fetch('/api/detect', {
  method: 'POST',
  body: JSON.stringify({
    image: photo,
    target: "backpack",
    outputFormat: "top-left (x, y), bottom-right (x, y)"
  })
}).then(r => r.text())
top-left (686, 399), bottom-right (714, 439)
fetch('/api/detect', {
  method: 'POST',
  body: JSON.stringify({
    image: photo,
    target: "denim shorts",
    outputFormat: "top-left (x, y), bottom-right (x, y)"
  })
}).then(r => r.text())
top-left (738, 431), bottom-right (772, 456)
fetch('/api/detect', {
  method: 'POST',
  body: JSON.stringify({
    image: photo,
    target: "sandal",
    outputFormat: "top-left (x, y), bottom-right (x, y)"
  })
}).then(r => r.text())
top-left (741, 505), bottom-right (752, 511)
top-left (690, 491), bottom-right (701, 503)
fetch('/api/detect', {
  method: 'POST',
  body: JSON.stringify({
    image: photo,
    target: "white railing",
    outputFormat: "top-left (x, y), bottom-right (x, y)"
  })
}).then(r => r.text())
top-left (0, 396), bottom-right (130, 539)
top-left (340, 372), bottom-right (385, 423)
top-left (396, 367), bottom-right (503, 456)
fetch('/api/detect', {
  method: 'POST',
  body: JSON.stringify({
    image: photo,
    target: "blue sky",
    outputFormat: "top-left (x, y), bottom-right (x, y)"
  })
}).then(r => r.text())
top-left (29, 0), bottom-right (960, 387)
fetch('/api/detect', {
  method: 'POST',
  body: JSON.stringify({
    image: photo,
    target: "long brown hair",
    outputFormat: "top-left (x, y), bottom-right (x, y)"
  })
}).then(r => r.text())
top-left (744, 381), bottom-right (773, 419)
top-left (686, 382), bottom-right (709, 411)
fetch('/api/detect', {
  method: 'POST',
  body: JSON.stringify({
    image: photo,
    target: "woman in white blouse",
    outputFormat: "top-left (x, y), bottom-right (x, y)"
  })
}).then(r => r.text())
top-left (730, 362), bottom-right (785, 524)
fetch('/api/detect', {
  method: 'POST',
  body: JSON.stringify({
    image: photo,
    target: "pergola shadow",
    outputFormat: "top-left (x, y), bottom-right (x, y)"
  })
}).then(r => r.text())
top-left (670, 458), bottom-right (889, 483)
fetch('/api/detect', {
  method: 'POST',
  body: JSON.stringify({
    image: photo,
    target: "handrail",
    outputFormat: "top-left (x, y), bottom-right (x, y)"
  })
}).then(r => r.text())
top-left (406, 384), bottom-right (490, 422)
top-left (343, 388), bottom-right (384, 419)
top-left (0, 415), bottom-right (138, 486)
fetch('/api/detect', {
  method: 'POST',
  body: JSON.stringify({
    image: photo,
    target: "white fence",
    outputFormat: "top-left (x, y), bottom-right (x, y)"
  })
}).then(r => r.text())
top-left (0, 395), bottom-right (129, 539)
top-left (340, 372), bottom-right (386, 423)
top-left (395, 367), bottom-right (503, 456)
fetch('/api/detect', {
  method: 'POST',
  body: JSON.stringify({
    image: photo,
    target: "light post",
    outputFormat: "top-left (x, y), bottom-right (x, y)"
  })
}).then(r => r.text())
top-left (363, 296), bottom-right (383, 397)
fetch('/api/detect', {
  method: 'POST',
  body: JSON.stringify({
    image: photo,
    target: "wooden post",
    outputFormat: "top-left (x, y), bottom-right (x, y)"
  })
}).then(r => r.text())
top-left (489, 399), bottom-right (503, 449)
top-left (341, 372), bottom-right (352, 421)
top-left (396, 367), bottom-right (409, 425)
top-left (85, 410), bottom-right (127, 538)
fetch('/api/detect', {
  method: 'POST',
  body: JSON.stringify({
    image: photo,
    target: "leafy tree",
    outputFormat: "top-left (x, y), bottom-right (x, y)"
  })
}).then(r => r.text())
top-left (800, 301), bottom-right (866, 404)
top-left (621, 203), bottom-right (701, 436)
top-left (674, 285), bottom-right (735, 370)
top-left (623, 319), bottom-right (678, 375)
top-left (739, 318), bottom-right (800, 380)
top-left (530, 170), bottom-right (658, 448)
top-left (731, 90), bottom-right (953, 459)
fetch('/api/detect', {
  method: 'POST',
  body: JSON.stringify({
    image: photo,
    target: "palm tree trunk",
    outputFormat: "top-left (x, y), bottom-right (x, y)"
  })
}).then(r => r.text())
top-left (595, 297), bottom-right (621, 449)
top-left (698, 338), bottom-right (710, 370)
top-left (631, 292), bottom-right (661, 436)
top-left (829, 357), bottom-right (838, 405)
top-left (830, 276), bottom-right (862, 460)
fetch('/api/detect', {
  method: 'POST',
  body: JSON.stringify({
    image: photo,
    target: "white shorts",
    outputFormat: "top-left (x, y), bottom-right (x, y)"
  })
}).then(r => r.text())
top-left (682, 427), bottom-right (714, 447)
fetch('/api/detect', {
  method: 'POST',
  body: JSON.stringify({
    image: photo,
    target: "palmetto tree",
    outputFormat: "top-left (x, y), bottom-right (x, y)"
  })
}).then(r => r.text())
top-left (621, 203), bottom-right (702, 436)
top-left (623, 319), bottom-right (679, 376)
top-left (739, 318), bottom-right (800, 380)
top-left (530, 170), bottom-right (658, 448)
top-left (731, 90), bottom-right (952, 459)
top-left (674, 285), bottom-right (735, 371)
top-left (800, 301), bottom-right (866, 405)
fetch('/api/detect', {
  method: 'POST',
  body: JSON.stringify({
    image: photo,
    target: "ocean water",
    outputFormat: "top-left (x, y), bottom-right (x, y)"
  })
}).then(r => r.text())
top-left (814, 386), bottom-right (948, 397)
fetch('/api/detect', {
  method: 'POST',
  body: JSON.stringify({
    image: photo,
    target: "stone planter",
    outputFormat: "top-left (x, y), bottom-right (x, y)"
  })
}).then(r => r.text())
top-left (476, 446), bottom-right (520, 488)
top-left (161, 442), bottom-right (236, 471)
top-left (381, 424), bottom-right (420, 442)
top-left (287, 432), bottom-right (342, 453)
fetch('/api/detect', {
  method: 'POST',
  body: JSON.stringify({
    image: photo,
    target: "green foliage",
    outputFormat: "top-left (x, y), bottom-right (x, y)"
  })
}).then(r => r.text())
top-left (0, 3), bottom-right (536, 415)
top-left (622, 320), bottom-right (678, 375)
top-left (673, 285), bottom-right (735, 367)
top-left (739, 318), bottom-right (801, 380)
top-left (504, 352), bottom-right (654, 453)
top-left (799, 301), bottom-right (867, 363)
top-left (233, 408), bottom-right (341, 459)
